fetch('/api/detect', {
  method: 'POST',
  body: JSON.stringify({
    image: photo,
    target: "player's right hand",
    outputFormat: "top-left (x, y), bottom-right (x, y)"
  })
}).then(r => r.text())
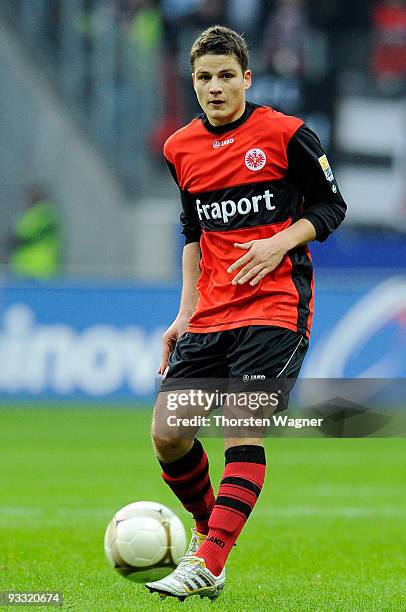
top-left (158, 316), bottom-right (189, 375)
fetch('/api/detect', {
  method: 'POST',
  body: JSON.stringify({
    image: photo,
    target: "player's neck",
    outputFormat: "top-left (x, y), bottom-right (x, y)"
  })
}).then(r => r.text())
top-left (207, 102), bottom-right (246, 128)
top-left (203, 102), bottom-right (253, 135)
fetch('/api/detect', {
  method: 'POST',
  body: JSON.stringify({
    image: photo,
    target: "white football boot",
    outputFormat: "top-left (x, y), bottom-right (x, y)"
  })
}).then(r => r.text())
top-left (145, 555), bottom-right (225, 601)
top-left (184, 528), bottom-right (207, 556)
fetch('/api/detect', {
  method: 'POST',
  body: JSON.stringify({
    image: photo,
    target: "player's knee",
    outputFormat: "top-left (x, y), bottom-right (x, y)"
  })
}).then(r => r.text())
top-left (151, 433), bottom-right (190, 460)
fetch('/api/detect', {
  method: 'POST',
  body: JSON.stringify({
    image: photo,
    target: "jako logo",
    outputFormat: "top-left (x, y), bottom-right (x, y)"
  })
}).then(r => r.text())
top-left (213, 138), bottom-right (234, 149)
top-left (243, 374), bottom-right (266, 381)
top-left (206, 536), bottom-right (225, 548)
top-left (196, 188), bottom-right (275, 224)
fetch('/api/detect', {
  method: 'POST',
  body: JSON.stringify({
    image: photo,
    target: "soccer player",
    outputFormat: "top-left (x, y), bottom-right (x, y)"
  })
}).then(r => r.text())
top-left (146, 25), bottom-right (346, 601)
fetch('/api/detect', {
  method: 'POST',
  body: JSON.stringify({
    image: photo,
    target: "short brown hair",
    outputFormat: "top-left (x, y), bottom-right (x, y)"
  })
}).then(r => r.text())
top-left (190, 25), bottom-right (249, 73)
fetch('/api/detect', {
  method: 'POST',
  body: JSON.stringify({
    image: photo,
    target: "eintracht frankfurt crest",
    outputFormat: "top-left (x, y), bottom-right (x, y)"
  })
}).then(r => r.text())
top-left (245, 148), bottom-right (266, 171)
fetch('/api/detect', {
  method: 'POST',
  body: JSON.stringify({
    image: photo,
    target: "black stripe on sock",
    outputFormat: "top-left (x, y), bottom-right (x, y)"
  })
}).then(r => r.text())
top-left (215, 506), bottom-right (248, 521)
top-left (159, 438), bottom-right (203, 476)
top-left (195, 512), bottom-right (211, 521)
top-left (221, 476), bottom-right (261, 498)
top-left (179, 479), bottom-right (212, 504)
top-left (225, 444), bottom-right (266, 465)
top-left (215, 495), bottom-right (252, 518)
top-left (167, 460), bottom-right (208, 489)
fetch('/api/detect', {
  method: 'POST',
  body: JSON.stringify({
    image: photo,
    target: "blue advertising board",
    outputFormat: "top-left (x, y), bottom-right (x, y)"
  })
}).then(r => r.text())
top-left (0, 274), bottom-right (405, 401)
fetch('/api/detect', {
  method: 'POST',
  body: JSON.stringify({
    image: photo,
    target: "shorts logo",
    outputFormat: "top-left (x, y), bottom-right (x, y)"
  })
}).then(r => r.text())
top-left (318, 154), bottom-right (334, 182)
top-left (213, 138), bottom-right (234, 149)
top-left (245, 148), bottom-right (266, 171)
top-left (243, 374), bottom-right (266, 381)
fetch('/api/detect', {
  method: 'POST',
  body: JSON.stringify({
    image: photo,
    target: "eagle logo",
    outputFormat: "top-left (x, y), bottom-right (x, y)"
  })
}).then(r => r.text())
top-left (245, 148), bottom-right (266, 171)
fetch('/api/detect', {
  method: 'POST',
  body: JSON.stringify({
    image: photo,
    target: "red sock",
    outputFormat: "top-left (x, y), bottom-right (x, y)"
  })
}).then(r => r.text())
top-left (196, 445), bottom-right (266, 575)
top-left (159, 439), bottom-right (215, 534)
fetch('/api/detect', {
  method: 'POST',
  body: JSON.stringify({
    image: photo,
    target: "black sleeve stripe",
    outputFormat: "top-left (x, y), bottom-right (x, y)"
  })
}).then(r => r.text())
top-left (287, 124), bottom-right (347, 242)
top-left (165, 158), bottom-right (179, 186)
top-left (180, 191), bottom-right (202, 245)
top-left (165, 158), bottom-right (202, 245)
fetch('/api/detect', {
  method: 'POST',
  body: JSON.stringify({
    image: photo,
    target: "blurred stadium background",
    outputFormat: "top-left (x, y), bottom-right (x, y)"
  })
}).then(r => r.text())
top-left (0, 0), bottom-right (405, 402)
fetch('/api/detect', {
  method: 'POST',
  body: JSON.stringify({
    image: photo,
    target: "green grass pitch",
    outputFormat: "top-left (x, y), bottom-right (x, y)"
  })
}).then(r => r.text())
top-left (0, 406), bottom-right (405, 611)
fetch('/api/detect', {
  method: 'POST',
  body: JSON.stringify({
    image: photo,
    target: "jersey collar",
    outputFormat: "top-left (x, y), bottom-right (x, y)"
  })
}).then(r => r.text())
top-left (200, 101), bottom-right (257, 134)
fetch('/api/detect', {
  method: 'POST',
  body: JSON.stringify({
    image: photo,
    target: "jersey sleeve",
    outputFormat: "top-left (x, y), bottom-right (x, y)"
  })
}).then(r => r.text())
top-left (287, 124), bottom-right (347, 242)
top-left (165, 158), bottom-right (201, 245)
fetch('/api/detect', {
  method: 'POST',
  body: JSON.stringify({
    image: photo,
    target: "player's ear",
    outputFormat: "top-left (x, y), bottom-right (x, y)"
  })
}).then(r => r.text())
top-left (243, 69), bottom-right (252, 91)
top-left (192, 72), bottom-right (197, 90)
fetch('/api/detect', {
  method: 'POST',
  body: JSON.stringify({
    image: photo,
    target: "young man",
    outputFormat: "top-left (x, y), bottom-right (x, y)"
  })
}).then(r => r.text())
top-left (146, 25), bottom-right (346, 601)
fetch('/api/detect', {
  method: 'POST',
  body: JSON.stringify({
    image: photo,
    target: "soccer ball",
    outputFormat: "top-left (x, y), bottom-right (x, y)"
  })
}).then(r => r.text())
top-left (104, 501), bottom-right (187, 582)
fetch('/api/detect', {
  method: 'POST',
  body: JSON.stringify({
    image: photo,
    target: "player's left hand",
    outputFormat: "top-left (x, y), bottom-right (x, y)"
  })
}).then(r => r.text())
top-left (227, 236), bottom-right (288, 286)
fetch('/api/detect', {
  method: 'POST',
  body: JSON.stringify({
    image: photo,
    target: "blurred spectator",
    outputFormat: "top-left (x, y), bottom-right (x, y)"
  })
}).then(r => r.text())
top-left (121, 0), bottom-right (161, 54)
top-left (197, 0), bottom-right (224, 22)
top-left (151, 0), bottom-right (225, 157)
top-left (161, 0), bottom-right (200, 21)
top-left (248, 0), bottom-right (308, 117)
top-left (371, 0), bottom-right (406, 92)
top-left (263, 0), bottom-right (308, 77)
top-left (150, 0), bottom-right (200, 153)
top-left (9, 186), bottom-right (62, 280)
top-left (225, 0), bottom-right (264, 46)
top-left (0, 0), bottom-right (346, 185)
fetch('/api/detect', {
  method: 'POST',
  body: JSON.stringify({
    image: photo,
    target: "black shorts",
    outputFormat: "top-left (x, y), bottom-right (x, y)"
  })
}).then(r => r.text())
top-left (159, 325), bottom-right (308, 410)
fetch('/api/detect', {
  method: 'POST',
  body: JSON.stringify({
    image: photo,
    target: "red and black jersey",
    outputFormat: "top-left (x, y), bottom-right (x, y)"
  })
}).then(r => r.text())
top-left (164, 102), bottom-right (347, 338)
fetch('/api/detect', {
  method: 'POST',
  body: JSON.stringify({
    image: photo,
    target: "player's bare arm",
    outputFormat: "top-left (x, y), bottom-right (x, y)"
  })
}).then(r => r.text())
top-left (158, 242), bottom-right (200, 374)
top-left (227, 218), bottom-right (317, 286)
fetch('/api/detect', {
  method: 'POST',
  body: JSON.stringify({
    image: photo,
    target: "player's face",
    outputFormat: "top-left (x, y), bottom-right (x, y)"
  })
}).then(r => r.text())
top-left (192, 54), bottom-right (252, 127)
